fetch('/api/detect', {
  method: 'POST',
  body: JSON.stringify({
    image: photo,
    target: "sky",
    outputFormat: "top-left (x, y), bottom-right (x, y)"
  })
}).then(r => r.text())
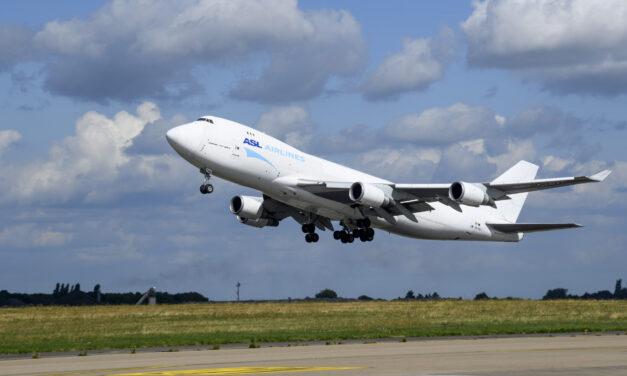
top-left (1, 0), bottom-right (626, 300)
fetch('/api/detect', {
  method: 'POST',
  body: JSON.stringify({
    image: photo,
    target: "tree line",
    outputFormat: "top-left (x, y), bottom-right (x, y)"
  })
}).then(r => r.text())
top-left (3, 279), bottom-right (626, 307)
top-left (542, 279), bottom-right (627, 300)
top-left (0, 283), bottom-right (208, 307)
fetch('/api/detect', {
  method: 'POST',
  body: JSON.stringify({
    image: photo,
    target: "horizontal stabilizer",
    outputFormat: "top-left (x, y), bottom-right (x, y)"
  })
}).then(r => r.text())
top-left (487, 222), bottom-right (582, 233)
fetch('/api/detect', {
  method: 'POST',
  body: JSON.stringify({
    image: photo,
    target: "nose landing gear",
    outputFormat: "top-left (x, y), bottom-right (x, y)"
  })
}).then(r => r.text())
top-left (199, 168), bottom-right (213, 194)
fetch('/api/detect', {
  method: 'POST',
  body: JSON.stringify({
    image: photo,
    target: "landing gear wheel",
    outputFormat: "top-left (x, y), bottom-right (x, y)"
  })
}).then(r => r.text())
top-left (340, 232), bottom-right (348, 243)
top-left (367, 235), bottom-right (373, 242)
top-left (363, 218), bottom-right (371, 228)
top-left (302, 223), bottom-right (316, 234)
top-left (312, 233), bottom-right (319, 242)
top-left (359, 234), bottom-right (368, 242)
top-left (366, 228), bottom-right (374, 237)
top-left (305, 233), bottom-right (312, 243)
top-left (333, 231), bottom-right (342, 240)
top-left (347, 234), bottom-right (354, 243)
top-left (199, 184), bottom-right (214, 194)
top-left (199, 168), bottom-right (213, 195)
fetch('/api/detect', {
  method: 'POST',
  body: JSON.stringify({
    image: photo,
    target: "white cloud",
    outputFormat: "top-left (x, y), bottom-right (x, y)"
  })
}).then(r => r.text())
top-left (505, 104), bottom-right (579, 137)
top-left (355, 147), bottom-right (441, 181)
top-left (0, 224), bottom-right (73, 248)
top-left (362, 27), bottom-right (457, 101)
top-left (0, 130), bottom-right (21, 157)
top-left (462, 0), bottom-right (627, 95)
top-left (542, 155), bottom-right (574, 172)
top-left (494, 114), bottom-right (506, 126)
top-left (384, 102), bottom-right (501, 144)
top-left (28, 0), bottom-right (366, 102)
top-left (487, 139), bottom-right (536, 174)
top-left (255, 105), bottom-right (313, 149)
top-left (0, 102), bottom-right (191, 204)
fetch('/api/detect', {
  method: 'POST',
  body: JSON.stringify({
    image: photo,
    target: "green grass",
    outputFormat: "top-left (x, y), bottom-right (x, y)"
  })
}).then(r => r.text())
top-left (1, 300), bottom-right (626, 354)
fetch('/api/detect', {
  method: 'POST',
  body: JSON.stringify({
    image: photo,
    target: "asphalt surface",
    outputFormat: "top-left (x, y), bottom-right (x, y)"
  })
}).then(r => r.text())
top-left (1, 334), bottom-right (627, 376)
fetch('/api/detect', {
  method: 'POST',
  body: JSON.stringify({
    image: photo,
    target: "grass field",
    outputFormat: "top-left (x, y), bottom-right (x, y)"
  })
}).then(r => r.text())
top-left (1, 300), bottom-right (626, 354)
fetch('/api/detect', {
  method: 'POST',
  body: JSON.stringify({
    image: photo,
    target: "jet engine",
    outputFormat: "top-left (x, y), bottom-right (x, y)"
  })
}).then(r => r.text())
top-left (448, 181), bottom-right (491, 206)
top-left (230, 195), bottom-right (278, 228)
top-left (230, 195), bottom-right (263, 219)
top-left (349, 182), bottom-right (391, 207)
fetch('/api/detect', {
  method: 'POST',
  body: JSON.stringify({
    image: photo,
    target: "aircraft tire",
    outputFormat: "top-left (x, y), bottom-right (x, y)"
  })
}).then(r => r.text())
top-left (312, 233), bottom-right (319, 242)
top-left (367, 235), bottom-right (373, 241)
top-left (206, 184), bottom-right (213, 193)
top-left (199, 185), bottom-right (206, 194)
top-left (363, 218), bottom-right (371, 228)
top-left (347, 234), bottom-right (354, 243)
top-left (366, 228), bottom-right (374, 237)
top-left (333, 231), bottom-right (342, 240)
top-left (359, 234), bottom-right (368, 242)
top-left (305, 233), bottom-right (312, 243)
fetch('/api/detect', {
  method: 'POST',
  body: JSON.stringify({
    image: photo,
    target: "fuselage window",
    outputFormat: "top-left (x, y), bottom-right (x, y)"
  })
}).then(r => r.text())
top-left (197, 118), bottom-right (214, 124)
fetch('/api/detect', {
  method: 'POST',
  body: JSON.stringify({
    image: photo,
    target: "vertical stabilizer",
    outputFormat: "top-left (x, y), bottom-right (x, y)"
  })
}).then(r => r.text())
top-left (492, 160), bottom-right (539, 223)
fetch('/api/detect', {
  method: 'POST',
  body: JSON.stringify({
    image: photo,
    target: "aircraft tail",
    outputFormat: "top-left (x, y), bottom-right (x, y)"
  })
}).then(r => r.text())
top-left (491, 160), bottom-right (539, 223)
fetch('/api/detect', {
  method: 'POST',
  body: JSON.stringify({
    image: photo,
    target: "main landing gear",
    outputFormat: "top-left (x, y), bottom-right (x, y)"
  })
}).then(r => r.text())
top-left (302, 223), bottom-right (319, 243)
top-left (199, 168), bottom-right (213, 194)
top-left (332, 218), bottom-right (374, 244)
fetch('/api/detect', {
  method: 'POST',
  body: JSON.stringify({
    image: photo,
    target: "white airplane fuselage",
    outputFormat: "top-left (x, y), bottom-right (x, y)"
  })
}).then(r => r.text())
top-left (166, 116), bottom-right (522, 242)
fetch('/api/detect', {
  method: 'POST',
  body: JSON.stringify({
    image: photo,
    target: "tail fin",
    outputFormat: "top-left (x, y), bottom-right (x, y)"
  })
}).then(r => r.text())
top-left (491, 160), bottom-right (539, 223)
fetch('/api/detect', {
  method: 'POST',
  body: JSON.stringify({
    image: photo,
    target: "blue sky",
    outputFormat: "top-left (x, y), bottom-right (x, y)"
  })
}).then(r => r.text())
top-left (1, 0), bottom-right (626, 300)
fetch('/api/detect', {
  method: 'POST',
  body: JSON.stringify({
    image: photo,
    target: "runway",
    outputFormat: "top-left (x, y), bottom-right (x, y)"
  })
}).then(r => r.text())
top-left (2, 334), bottom-right (627, 376)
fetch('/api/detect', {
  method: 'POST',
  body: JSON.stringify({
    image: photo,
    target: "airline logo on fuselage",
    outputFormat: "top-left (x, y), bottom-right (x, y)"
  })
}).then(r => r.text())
top-left (243, 138), bottom-right (261, 148)
top-left (242, 138), bottom-right (305, 162)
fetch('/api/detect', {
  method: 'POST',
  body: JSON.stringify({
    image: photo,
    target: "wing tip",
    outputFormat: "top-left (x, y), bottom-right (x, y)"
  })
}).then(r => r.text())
top-left (589, 169), bottom-right (612, 182)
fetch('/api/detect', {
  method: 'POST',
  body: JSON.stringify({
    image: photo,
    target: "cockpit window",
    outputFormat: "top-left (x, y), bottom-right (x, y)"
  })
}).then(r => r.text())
top-left (197, 117), bottom-right (214, 124)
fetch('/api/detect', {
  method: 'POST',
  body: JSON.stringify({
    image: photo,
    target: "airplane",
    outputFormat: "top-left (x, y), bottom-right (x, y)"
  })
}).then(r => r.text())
top-left (166, 115), bottom-right (611, 244)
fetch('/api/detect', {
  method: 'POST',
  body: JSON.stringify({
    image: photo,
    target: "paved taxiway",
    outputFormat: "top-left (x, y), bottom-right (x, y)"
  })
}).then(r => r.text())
top-left (2, 334), bottom-right (627, 376)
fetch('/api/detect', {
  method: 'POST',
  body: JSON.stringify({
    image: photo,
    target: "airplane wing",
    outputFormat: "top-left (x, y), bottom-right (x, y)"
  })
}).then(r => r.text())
top-left (296, 179), bottom-right (354, 204)
top-left (486, 223), bottom-right (582, 233)
top-left (297, 179), bottom-right (445, 223)
top-left (485, 169), bottom-right (612, 198)
top-left (297, 168), bottom-right (611, 206)
top-left (298, 179), bottom-right (449, 205)
top-left (294, 165), bottom-right (611, 225)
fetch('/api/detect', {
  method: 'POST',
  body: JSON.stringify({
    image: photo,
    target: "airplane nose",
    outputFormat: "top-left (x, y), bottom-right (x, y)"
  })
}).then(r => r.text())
top-left (166, 126), bottom-right (184, 148)
top-left (166, 123), bottom-right (201, 158)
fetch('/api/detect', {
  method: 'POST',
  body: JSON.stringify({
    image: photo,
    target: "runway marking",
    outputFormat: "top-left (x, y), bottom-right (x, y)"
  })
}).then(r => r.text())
top-left (43, 365), bottom-right (182, 376)
top-left (116, 366), bottom-right (364, 375)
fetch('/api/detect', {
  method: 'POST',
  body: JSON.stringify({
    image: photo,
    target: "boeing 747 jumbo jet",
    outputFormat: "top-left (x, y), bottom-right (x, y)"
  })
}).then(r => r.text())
top-left (166, 116), bottom-right (611, 244)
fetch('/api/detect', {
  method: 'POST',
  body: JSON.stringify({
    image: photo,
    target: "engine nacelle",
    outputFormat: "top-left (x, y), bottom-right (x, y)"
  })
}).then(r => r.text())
top-left (237, 216), bottom-right (279, 228)
top-left (349, 182), bottom-right (391, 207)
top-left (448, 181), bottom-right (491, 206)
top-left (230, 195), bottom-right (263, 220)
